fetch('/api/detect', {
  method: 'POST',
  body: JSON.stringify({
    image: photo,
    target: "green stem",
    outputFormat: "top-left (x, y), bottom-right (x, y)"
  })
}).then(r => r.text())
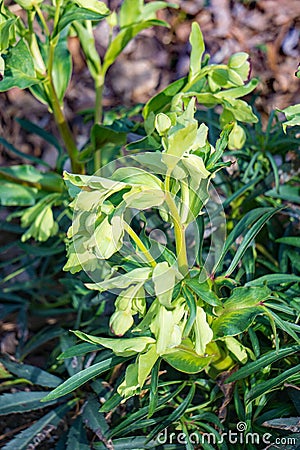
top-left (46, 80), bottom-right (83, 174)
top-left (123, 222), bottom-right (157, 268)
top-left (34, 4), bottom-right (50, 36)
top-left (94, 76), bottom-right (104, 171)
top-left (164, 172), bottom-right (189, 277)
top-left (46, 41), bottom-right (83, 174)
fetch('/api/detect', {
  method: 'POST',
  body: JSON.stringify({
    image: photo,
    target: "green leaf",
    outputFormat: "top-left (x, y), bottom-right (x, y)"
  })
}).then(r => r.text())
top-left (223, 336), bottom-right (248, 363)
top-left (207, 122), bottom-right (234, 168)
top-left (246, 274), bottom-right (300, 287)
top-left (103, 19), bottom-right (169, 75)
top-left (125, 135), bottom-right (161, 152)
top-left (152, 261), bottom-right (177, 308)
top-left (55, 2), bottom-right (110, 35)
top-left (189, 22), bottom-right (205, 81)
top-left (212, 286), bottom-right (271, 338)
top-left (0, 39), bottom-right (39, 91)
top-left (185, 279), bottom-right (222, 307)
top-left (246, 364), bottom-right (300, 403)
top-left (92, 215), bottom-right (124, 259)
top-left (138, 345), bottom-right (159, 387)
top-left (215, 78), bottom-right (258, 99)
top-left (0, 18), bottom-right (17, 52)
top-left (92, 123), bottom-right (127, 149)
top-left (148, 359), bottom-right (160, 418)
top-left (41, 355), bottom-right (125, 402)
top-left (93, 437), bottom-right (158, 449)
top-left (16, 118), bottom-right (63, 156)
top-left (2, 401), bottom-right (74, 450)
top-left (163, 344), bottom-right (212, 374)
top-left (152, 305), bottom-right (183, 355)
top-left (193, 306), bottom-right (213, 355)
top-left (226, 345), bottom-right (300, 382)
top-left (276, 237), bottom-right (300, 248)
top-left (74, 0), bottom-right (109, 14)
top-left (140, 1), bottom-right (178, 22)
top-left (14, 0), bottom-right (42, 9)
top-left (85, 267), bottom-right (152, 292)
top-left (119, 0), bottom-right (143, 28)
top-left (280, 104), bottom-right (300, 131)
top-left (52, 30), bottom-right (72, 103)
top-left (66, 417), bottom-right (90, 450)
top-left (73, 21), bottom-right (101, 79)
top-left (146, 384), bottom-right (196, 441)
top-left (58, 342), bottom-right (102, 360)
top-left (73, 330), bottom-right (155, 356)
top-left (0, 181), bottom-right (37, 206)
top-left (82, 396), bottom-right (109, 435)
top-left (0, 137), bottom-right (51, 167)
top-left (112, 167), bottom-right (163, 189)
top-left (143, 77), bottom-right (188, 118)
top-left (182, 286), bottom-right (197, 337)
top-left (225, 208), bottom-right (281, 276)
top-left (162, 124), bottom-right (198, 170)
top-left (155, 112), bottom-right (172, 135)
top-left (265, 185), bottom-right (300, 204)
top-left (0, 391), bottom-right (59, 415)
top-left (0, 357), bottom-right (62, 388)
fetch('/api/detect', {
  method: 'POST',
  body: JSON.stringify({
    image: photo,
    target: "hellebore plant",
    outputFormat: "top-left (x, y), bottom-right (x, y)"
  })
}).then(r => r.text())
top-left (44, 97), bottom-right (285, 402)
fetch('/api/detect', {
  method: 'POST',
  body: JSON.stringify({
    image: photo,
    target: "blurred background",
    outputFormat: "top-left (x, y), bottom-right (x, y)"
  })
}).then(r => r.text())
top-left (0, 0), bottom-right (299, 166)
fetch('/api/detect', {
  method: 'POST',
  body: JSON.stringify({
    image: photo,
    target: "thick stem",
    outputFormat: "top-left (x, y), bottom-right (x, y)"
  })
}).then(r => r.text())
top-left (164, 172), bottom-right (189, 277)
top-left (46, 80), bottom-right (83, 174)
top-left (47, 41), bottom-right (84, 174)
top-left (123, 222), bottom-right (157, 268)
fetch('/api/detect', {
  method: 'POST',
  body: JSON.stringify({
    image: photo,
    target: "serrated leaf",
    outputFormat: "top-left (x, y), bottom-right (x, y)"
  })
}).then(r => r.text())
top-left (0, 391), bottom-right (59, 415)
top-left (0, 357), bottom-right (62, 388)
top-left (2, 401), bottom-right (74, 450)
top-left (82, 396), bottom-right (109, 435)
top-left (66, 417), bottom-right (90, 450)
